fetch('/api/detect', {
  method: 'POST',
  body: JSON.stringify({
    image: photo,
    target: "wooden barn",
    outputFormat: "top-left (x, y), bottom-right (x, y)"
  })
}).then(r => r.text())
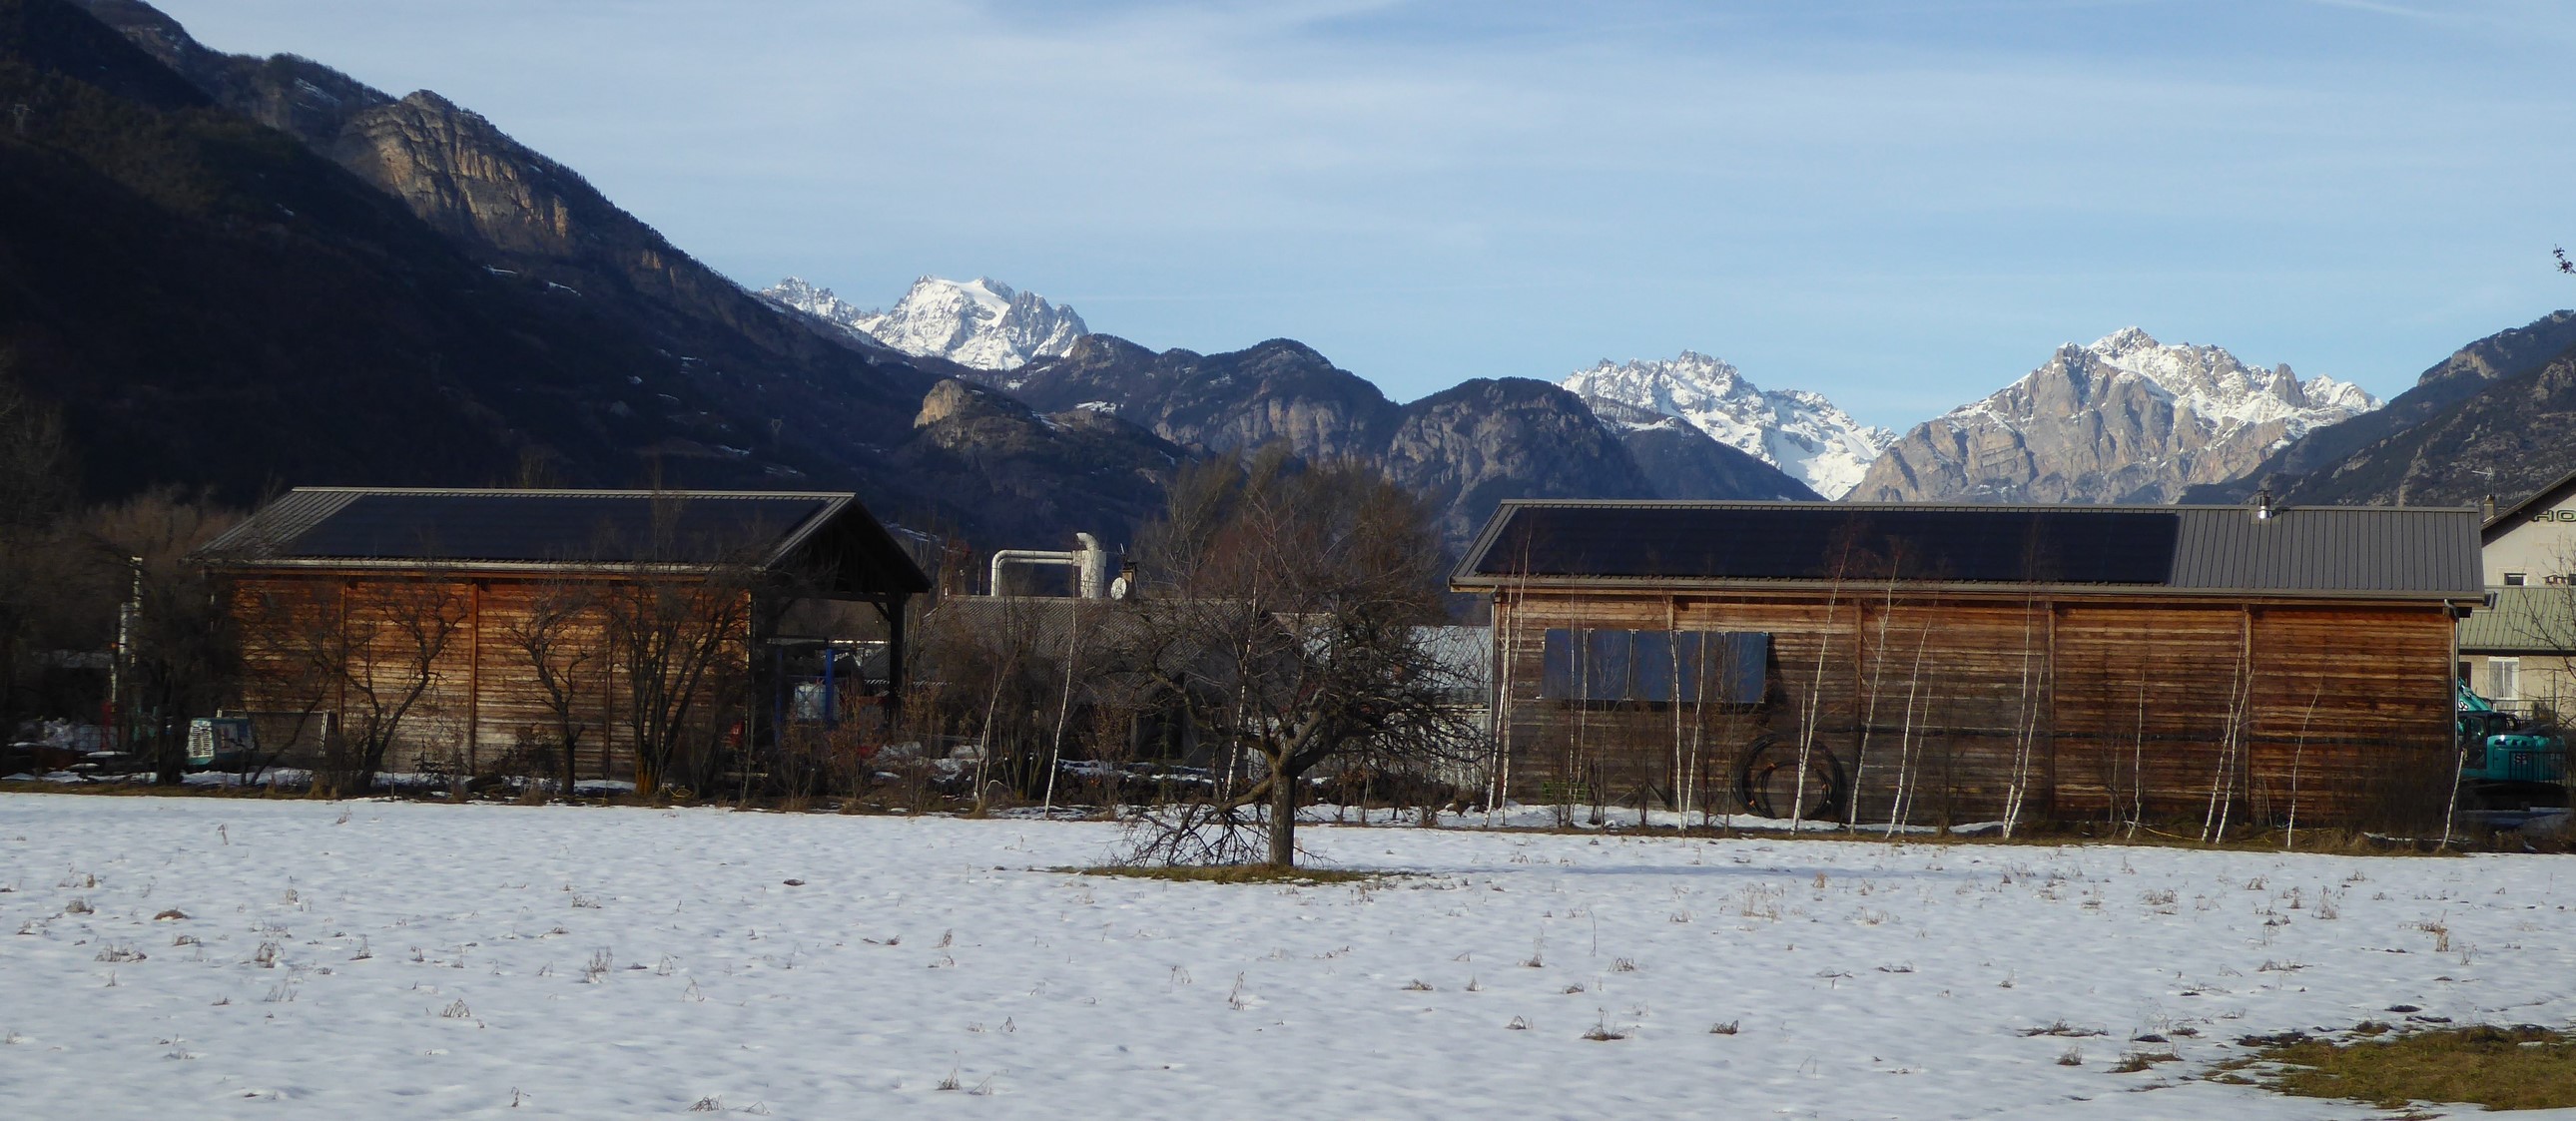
top-left (197, 488), bottom-right (931, 792)
top-left (1451, 499), bottom-right (2485, 832)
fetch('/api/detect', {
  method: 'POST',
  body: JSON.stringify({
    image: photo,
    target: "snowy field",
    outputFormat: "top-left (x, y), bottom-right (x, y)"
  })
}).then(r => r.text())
top-left (4, 796), bottom-right (2574, 1119)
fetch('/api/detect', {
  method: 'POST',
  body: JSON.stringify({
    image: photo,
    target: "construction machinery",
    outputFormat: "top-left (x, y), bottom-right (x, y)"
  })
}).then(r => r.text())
top-left (2457, 684), bottom-right (2570, 817)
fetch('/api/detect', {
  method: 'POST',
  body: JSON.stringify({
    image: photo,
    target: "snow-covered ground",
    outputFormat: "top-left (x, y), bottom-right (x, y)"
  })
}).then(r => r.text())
top-left (4, 795), bottom-right (2573, 1119)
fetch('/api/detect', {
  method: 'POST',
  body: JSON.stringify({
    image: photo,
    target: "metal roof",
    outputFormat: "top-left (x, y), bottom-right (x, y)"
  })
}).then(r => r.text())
top-left (198, 488), bottom-right (932, 593)
top-left (2458, 585), bottom-right (2576, 654)
top-left (1452, 499), bottom-right (2484, 601)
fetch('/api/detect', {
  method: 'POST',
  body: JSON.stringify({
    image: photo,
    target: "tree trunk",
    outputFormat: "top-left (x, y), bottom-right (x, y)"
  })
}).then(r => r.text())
top-left (1267, 762), bottom-right (1298, 868)
top-left (561, 732), bottom-right (580, 799)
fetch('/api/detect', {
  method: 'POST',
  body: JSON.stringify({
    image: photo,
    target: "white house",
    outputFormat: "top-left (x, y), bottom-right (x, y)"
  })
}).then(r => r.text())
top-left (2462, 471), bottom-right (2576, 711)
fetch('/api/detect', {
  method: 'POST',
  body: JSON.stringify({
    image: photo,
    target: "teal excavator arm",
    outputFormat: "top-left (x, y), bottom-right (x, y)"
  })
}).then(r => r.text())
top-left (2457, 682), bottom-right (2496, 714)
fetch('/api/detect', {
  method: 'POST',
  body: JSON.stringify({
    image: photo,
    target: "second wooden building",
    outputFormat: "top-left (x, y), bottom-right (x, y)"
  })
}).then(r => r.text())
top-left (1451, 499), bottom-right (2483, 833)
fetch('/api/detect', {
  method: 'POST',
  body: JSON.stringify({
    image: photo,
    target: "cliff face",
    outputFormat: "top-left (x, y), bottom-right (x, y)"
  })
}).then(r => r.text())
top-left (897, 380), bottom-right (1183, 539)
top-left (1851, 329), bottom-right (2376, 504)
top-left (1004, 336), bottom-right (1400, 466)
top-left (1381, 379), bottom-right (1660, 545)
top-left (0, 0), bottom-right (786, 501)
top-left (56, 0), bottom-right (1198, 550)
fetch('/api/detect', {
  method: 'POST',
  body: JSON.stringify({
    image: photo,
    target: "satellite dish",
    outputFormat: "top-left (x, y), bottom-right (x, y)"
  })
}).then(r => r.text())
top-left (1108, 575), bottom-right (1130, 601)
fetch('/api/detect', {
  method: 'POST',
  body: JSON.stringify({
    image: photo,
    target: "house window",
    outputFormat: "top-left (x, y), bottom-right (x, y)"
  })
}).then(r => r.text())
top-left (1539, 629), bottom-right (1767, 704)
top-left (2489, 658), bottom-right (2521, 702)
top-left (2505, 572), bottom-right (2528, 586)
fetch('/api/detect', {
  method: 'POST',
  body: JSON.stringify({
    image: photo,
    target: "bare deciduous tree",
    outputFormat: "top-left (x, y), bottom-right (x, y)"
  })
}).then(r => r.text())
top-left (1118, 450), bottom-right (1479, 868)
top-left (501, 578), bottom-right (601, 796)
top-left (86, 491), bottom-right (241, 784)
top-left (249, 572), bottom-right (470, 797)
top-left (600, 568), bottom-right (752, 798)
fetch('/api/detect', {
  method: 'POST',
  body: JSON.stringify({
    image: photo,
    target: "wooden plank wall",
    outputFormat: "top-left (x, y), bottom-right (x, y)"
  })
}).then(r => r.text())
top-left (227, 573), bottom-right (756, 782)
top-left (1489, 590), bottom-right (2456, 830)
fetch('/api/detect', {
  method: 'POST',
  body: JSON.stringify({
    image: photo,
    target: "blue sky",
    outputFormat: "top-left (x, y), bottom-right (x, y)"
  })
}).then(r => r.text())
top-left (152, 0), bottom-right (2576, 427)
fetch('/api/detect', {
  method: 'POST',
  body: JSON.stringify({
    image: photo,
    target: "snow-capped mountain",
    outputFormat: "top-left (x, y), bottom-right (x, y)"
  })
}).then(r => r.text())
top-left (1561, 351), bottom-right (1894, 498)
top-left (763, 276), bottom-right (1087, 370)
top-left (1848, 327), bottom-right (2380, 504)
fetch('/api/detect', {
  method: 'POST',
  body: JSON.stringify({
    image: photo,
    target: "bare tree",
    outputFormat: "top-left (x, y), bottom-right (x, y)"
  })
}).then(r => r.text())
top-left (1117, 449), bottom-right (1478, 869)
top-left (268, 573), bottom-right (469, 797)
top-left (599, 568), bottom-right (752, 797)
top-left (86, 492), bottom-right (241, 785)
top-left (500, 578), bottom-right (601, 796)
top-left (2199, 614), bottom-right (2254, 842)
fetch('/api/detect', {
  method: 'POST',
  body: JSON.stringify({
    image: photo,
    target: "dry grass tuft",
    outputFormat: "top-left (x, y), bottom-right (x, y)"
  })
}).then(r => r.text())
top-left (2249, 1024), bottom-right (2576, 1112)
top-left (2110, 1049), bottom-right (2178, 1073)
top-left (2020, 1020), bottom-right (2105, 1038)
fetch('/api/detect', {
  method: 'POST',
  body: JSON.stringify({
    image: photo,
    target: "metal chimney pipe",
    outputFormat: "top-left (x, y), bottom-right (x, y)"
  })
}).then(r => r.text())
top-left (988, 532), bottom-right (1114, 599)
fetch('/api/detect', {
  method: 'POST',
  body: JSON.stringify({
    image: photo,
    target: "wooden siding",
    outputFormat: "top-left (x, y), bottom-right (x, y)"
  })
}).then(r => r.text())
top-left (1486, 590), bottom-right (2456, 830)
top-left (226, 573), bottom-right (754, 782)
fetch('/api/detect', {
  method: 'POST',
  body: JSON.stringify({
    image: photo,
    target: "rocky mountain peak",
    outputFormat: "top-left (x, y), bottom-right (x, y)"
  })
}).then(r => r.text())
top-left (2087, 325), bottom-right (2161, 357)
top-left (1561, 350), bottom-right (1893, 499)
top-left (1851, 330), bottom-right (2380, 505)
top-left (2062, 329), bottom-right (2377, 430)
top-left (763, 276), bottom-right (1087, 370)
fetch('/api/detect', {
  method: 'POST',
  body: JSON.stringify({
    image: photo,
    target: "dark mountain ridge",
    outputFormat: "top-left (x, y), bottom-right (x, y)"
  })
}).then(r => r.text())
top-left (2181, 309), bottom-right (2576, 508)
top-left (1, 0), bottom-right (745, 498)
top-left (10, 0), bottom-right (1190, 549)
top-left (1000, 333), bottom-right (1816, 548)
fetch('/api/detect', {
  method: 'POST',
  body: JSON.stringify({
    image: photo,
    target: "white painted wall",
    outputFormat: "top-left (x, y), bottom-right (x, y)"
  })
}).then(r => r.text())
top-left (2484, 477), bottom-right (2576, 586)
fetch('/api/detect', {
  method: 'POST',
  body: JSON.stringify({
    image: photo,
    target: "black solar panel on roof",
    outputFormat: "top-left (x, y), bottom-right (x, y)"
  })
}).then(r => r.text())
top-left (1472, 505), bottom-right (2181, 585)
top-left (283, 494), bottom-right (829, 564)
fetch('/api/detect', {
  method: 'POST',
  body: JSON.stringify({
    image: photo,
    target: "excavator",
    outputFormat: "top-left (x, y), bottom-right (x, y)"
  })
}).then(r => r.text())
top-left (2456, 684), bottom-right (2570, 822)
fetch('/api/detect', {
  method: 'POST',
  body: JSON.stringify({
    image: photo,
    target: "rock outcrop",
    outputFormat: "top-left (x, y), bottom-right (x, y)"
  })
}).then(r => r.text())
top-left (1004, 336), bottom-right (1403, 466)
top-left (1850, 328), bottom-right (2376, 504)
top-left (1382, 379), bottom-right (1661, 545)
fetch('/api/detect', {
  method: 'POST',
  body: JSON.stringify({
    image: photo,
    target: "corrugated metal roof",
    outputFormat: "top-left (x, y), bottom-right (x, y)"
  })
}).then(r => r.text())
top-left (2459, 585), bottom-right (2576, 653)
top-left (198, 488), bottom-right (931, 593)
top-left (1452, 499), bottom-right (2483, 601)
top-left (2169, 505), bottom-right (2483, 594)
